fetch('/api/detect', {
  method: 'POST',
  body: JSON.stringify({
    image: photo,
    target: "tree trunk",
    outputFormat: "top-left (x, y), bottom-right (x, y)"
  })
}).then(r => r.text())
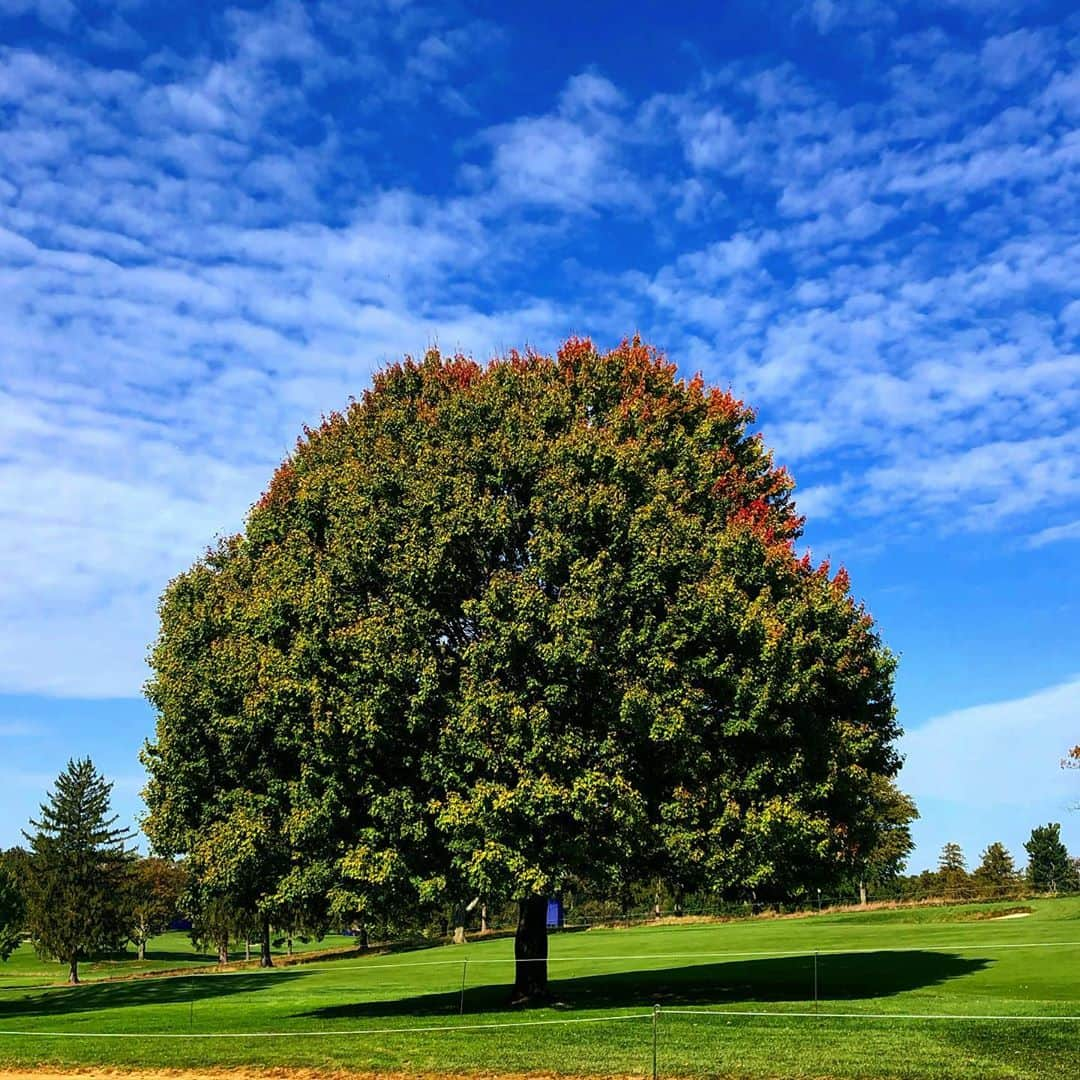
top-left (512, 895), bottom-right (549, 1003)
top-left (480, 903), bottom-right (488, 934)
top-left (245, 939), bottom-right (251, 962)
top-left (859, 881), bottom-right (868, 907)
top-left (138, 940), bottom-right (146, 961)
top-left (218, 931), bottom-right (229, 966)
top-left (286, 935), bottom-right (293, 956)
top-left (359, 923), bottom-right (368, 950)
top-left (68, 957), bottom-right (79, 985)
top-left (260, 917), bottom-right (273, 968)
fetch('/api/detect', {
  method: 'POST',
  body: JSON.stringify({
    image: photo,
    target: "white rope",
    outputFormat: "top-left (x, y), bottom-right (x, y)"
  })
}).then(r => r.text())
top-left (664, 1008), bottom-right (1080, 1022)
top-left (324, 940), bottom-right (1080, 969)
top-left (2, 1007), bottom-right (1077, 1039)
top-left (0, 1012), bottom-right (654, 1039)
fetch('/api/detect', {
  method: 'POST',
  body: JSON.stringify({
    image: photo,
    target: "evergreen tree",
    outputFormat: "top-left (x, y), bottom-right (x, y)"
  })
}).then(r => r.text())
top-left (938, 842), bottom-right (965, 873)
top-left (1024, 824), bottom-right (1079, 893)
top-left (972, 842), bottom-right (1018, 895)
top-left (23, 759), bottom-right (134, 983)
top-left (938, 842), bottom-right (969, 897)
top-left (0, 862), bottom-right (23, 960)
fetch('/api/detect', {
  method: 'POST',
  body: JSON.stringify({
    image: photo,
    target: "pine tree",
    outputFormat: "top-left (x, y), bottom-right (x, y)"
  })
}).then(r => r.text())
top-left (937, 842), bottom-right (969, 898)
top-left (972, 842), bottom-right (1018, 896)
top-left (1024, 824), bottom-right (1079, 894)
top-left (938, 842), bottom-right (966, 873)
top-left (0, 861), bottom-right (23, 961)
top-left (23, 759), bottom-right (134, 983)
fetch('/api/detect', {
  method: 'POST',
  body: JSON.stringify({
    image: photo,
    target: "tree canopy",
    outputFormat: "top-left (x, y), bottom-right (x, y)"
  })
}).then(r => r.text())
top-left (143, 338), bottom-right (904, 999)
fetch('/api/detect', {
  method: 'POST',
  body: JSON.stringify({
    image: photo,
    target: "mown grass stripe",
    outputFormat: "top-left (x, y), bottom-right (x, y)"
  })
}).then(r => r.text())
top-left (0, 1012), bottom-right (655, 1038)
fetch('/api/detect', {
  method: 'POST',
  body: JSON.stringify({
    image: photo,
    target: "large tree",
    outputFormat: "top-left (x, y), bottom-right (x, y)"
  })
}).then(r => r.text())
top-left (144, 339), bottom-right (903, 1001)
top-left (24, 759), bottom-right (134, 983)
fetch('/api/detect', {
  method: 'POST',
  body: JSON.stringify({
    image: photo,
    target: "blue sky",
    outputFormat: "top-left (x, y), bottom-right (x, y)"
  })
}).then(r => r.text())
top-left (0, 0), bottom-right (1077, 875)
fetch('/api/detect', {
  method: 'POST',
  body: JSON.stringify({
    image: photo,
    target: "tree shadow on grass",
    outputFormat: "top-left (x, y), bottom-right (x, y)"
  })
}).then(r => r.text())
top-left (0, 968), bottom-right (310, 1020)
top-left (297, 951), bottom-right (991, 1020)
top-left (92, 949), bottom-right (219, 966)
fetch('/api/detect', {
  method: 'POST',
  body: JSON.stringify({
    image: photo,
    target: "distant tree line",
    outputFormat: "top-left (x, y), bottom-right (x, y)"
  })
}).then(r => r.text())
top-left (888, 827), bottom-right (1080, 902)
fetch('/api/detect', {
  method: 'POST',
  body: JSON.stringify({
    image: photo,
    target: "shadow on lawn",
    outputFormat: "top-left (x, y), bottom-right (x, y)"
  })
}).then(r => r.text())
top-left (0, 969), bottom-right (309, 1020)
top-left (92, 949), bottom-right (219, 966)
top-left (298, 950), bottom-right (991, 1020)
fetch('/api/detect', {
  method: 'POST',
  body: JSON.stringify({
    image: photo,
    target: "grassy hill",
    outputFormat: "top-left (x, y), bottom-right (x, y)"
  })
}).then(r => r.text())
top-left (0, 896), bottom-right (1076, 1078)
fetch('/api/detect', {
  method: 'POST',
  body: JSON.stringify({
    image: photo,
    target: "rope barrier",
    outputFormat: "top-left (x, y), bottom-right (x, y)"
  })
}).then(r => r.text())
top-left (285, 940), bottom-right (1080, 970)
top-left (1, 1006), bottom-right (1077, 1040)
top-left (664, 1008), bottom-right (1080, 1022)
top-left (0, 1012), bottom-right (655, 1039)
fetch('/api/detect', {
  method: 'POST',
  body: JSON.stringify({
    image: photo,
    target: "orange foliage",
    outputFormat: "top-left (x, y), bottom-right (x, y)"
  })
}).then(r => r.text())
top-left (255, 460), bottom-right (297, 511)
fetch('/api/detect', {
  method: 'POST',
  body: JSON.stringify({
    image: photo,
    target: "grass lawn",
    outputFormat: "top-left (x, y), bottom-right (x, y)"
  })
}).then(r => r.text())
top-left (0, 898), bottom-right (1076, 1079)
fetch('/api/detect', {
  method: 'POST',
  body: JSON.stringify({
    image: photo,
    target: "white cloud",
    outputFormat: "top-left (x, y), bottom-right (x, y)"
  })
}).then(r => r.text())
top-left (1, 3), bottom-right (1078, 698)
top-left (1027, 519), bottom-right (1080, 549)
top-left (620, 26), bottom-right (1080, 536)
top-left (0, 0), bottom-right (76, 32)
top-left (796, 0), bottom-right (895, 36)
top-left (899, 676), bottom-right (1080, 866)
top-left (470, 72), bottom-right (645, 213)
top-left (900, 677), bottom-right (1080, 811)
top-left (0, 721), bottom-right (45, 737)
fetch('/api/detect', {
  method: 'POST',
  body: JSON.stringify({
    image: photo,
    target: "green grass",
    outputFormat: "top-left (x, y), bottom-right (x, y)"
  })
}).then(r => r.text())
top-left (0, 898), bottom-right (1077, 1079)
top-left (0, 930), bottom-right (357, 989)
